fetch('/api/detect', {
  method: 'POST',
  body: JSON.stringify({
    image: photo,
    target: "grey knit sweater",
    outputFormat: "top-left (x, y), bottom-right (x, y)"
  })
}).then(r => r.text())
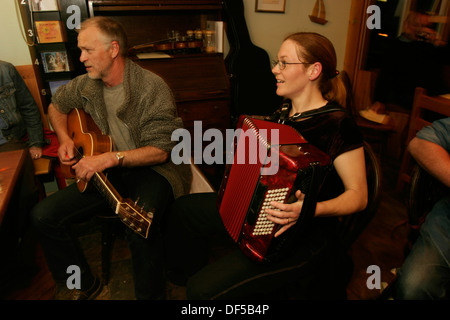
top-left (52, 59), bottom-right (191, 198)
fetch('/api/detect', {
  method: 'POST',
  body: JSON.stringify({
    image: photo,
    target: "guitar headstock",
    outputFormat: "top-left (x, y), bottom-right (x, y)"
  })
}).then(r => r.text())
top-left (116, 199), bottom-right (154, 238)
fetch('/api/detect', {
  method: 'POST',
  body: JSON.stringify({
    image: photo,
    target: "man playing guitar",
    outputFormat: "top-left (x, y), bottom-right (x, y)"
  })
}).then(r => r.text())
top-left (31, 16), bottom-right (191, 300)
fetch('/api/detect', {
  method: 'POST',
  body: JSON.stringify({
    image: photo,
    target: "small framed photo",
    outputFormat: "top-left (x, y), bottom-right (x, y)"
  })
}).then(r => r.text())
top-left (48, 79), bottom-right (70, 95)
top-left (255, 0), bottom-right (286, 13)
top-left (31, 0), bottom-right (59, 12)
top-left (41, 51), bottom-right (70, 73)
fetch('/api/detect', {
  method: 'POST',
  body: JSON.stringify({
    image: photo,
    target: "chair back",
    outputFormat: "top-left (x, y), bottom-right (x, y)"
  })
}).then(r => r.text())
top-left (336, 141), bottom-right (382, 249)
top-left (14, 65), bottom-right (53, 187)
top-left (15, 65), bottom-right (49, 129)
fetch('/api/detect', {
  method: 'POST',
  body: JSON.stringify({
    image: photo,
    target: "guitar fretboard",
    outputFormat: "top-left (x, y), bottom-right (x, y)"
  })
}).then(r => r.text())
top-left (73, 148), bottom-right (152, 238)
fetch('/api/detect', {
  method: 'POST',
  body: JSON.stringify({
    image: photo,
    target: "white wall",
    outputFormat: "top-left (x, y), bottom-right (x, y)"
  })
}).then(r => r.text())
top-left (1, 0), bottom-right (352, 70)
top-left (243, 0), bottom-right (352, 70)
top-left (0, 0), bottom-right (33, 65)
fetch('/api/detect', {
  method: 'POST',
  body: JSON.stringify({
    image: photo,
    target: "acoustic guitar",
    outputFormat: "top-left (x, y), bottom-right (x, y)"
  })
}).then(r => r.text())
top-left (61, 108), bottom-right (153, 238)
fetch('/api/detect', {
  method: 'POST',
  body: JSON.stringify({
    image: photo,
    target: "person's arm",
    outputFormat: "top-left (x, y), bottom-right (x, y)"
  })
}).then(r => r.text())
top-left (408, 136), bottom-right (450, 188)
top-left (267, 146), bottom-right (368, 237)
top-left (71, 145), bottom-right (168, 182)
top-left (49, 103), bottom-right (169, 182)
top-left (10, 65), bottom-right (45, 153)
top-left (315, 146), bottom-right (368, 216)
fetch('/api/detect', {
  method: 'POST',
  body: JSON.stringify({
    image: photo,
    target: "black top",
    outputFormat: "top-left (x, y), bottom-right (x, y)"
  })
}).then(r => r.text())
top-left (262, 101), bottom-right (365, 260)
top-left (285, 107), bottom-right (363, 161)
top-left (270, 101), bottom-right (364, 201)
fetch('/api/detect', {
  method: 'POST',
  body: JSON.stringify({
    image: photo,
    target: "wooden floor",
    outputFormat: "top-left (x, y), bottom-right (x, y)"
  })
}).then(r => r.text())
top-left (1, 154), bottom-right (410, 300)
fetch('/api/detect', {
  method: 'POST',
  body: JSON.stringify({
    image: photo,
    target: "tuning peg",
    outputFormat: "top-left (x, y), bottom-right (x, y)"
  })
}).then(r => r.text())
top-left (134, 197), bottom-right (140, 206)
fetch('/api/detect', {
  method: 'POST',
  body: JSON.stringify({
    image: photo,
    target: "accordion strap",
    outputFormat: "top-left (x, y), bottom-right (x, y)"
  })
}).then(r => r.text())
top-left (277, 101), bottom-right (345, 124)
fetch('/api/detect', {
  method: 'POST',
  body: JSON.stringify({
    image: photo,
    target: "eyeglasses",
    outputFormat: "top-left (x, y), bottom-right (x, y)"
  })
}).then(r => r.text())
top-left (272, 60), bottom-right (312, 70)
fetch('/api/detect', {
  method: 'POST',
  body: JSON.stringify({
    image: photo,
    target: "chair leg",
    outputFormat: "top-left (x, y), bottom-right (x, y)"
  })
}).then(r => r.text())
top-left (35, 176), bottom-right (47, 200)
top-left (101, 220), bottom-right (114, 285)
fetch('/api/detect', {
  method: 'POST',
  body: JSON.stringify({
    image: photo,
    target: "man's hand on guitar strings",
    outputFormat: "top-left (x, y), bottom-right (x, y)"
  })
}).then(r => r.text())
top-left (58, 140), bottom-right (77, 166)
top-left (266, 190), bottom-right (305, 237)
top-left (73, 152), bottom-right (117, 182)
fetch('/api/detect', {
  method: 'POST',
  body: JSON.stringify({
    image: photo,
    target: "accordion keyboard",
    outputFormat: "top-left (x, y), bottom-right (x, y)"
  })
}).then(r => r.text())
top-left (252, 187), bottom-right (290, 236)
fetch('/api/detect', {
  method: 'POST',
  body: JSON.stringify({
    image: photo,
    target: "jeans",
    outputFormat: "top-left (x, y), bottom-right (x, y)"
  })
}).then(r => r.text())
top-left (395, 196), bottom-right (450, 299)
top-left (165, 193), bottom-right (347, 299)
top-left (31, 166), bottom-right (174, 299)
top-left (0, 60), bottom-right (44, 147)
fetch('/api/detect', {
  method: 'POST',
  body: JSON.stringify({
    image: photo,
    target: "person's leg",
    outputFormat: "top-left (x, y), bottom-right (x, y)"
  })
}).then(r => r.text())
top-left (186, 232), bottom-right (332, 300)
top-left (166, 192), bottom-right (338, 300)
top-left (118, 167), bottom-right (174, 300)
top-left (395, 197), bottom-right (450, 299)
top-left (30, 182), bottom-right (105, 289)
top-left (165, 192), bottom-right (231, 286)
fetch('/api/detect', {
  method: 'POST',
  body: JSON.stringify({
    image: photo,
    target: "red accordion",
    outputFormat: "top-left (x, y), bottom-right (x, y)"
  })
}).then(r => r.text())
top-left (217, 116), bottom-right (332, 262)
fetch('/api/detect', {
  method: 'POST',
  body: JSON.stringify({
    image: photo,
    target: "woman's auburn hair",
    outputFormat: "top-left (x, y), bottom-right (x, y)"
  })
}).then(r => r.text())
top-left (284, 32), bottom-right (348, 108)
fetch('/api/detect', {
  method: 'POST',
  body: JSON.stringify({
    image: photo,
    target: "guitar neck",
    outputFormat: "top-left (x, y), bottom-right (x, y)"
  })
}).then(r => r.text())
top-left (91, 171), bottom-right (123, 212)
top-left (65, 108), bottom-right (152, 238)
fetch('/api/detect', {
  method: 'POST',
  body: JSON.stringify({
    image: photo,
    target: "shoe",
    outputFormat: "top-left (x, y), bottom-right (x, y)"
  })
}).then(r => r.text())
top-left (165, 281), bottom-right (187, 300)
top-left (93, 284), bottom-right (111, 300)
top-left (54, 277), bottom-right (103, 300)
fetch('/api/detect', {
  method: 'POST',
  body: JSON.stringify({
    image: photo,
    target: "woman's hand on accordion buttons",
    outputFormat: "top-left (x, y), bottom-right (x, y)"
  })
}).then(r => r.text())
top-left (267, 190), bottom-right (305, 237)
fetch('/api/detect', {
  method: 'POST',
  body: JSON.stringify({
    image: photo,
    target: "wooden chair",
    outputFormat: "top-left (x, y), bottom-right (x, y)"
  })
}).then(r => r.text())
top-left (283, 141), bottom-right (382, 299)
top-left (345, 72), bottom-right (385, 226)
top-left (327, 141), bottom-right (382, 298)
top-left (336, 141), bottom-right (382, 249)
top-left (395, 87), bottom-right (450, 193)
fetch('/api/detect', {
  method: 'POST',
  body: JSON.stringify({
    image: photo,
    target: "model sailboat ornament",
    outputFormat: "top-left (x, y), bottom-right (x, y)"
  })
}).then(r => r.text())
top-left (309, 0), bottom-right (328, 25)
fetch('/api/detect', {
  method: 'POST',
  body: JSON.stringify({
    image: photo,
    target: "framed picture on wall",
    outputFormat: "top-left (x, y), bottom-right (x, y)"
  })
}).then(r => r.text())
top-left (41, 51), bottom-right (70, 73)
top-left (48, 79), bottom-right (70, 95)
top-left (255, 0), bottom-right (286, 13)
top-left (31, 0), bottom-right (59, 11)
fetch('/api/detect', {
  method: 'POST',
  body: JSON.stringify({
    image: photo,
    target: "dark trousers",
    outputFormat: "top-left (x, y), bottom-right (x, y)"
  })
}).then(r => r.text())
top-left (31, 166), bottom-right (174, 299)
top-left (165, 192), bottom-right (347, 300)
